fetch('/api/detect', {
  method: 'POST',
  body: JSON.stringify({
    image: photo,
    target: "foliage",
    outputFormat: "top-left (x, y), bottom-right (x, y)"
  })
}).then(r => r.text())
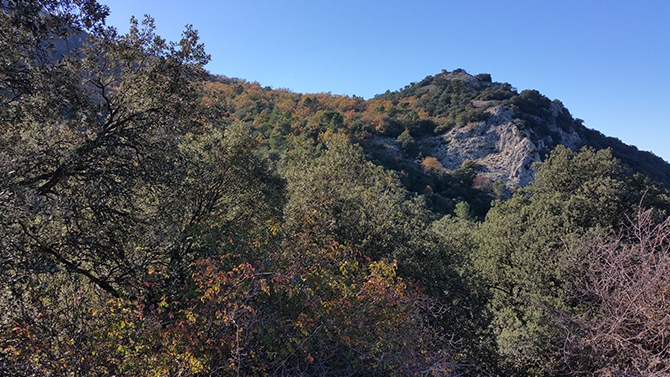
top-left (397, 128), bottom-right (417, 155)
top-left (4, 2), bottom-right (670, 376)
top-left (0, 7), bottom-right (224, 298)
top-left (264, 242), bottom-right (458, 376)
top-left (0, 3), bottom-right (277, 374)
top-left (279, 134), bottom-right (497, 370)
top-left (557, 208), bottom-right (670, 375)
top-left (473, 146), bottom-right (670, 375)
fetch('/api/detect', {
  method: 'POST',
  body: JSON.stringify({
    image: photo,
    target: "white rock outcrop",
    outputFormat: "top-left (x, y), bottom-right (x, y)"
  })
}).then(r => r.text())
top-left (422, 103), bottom-right (584, 189)
top-left (422, 106), bottom-right (537, 188)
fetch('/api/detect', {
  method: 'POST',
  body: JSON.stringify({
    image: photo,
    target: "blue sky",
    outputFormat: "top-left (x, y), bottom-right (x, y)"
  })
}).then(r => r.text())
top-left (103, 0), bottom-right (670, 162)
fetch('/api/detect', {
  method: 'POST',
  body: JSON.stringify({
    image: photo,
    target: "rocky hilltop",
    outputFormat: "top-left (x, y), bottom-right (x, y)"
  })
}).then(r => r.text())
top-left (368, 70), bottom-right (670, 190)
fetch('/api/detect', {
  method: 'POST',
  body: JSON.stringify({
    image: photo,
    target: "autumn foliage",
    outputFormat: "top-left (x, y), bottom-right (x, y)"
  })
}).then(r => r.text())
top-left (4, 2), bottom-right (670, 376)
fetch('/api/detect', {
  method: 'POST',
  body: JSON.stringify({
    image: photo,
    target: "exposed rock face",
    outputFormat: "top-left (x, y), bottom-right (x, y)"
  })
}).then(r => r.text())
top-left (425, 106), bottom-right (539, 188)
top-left (417, 103), bottom-right (584, 189)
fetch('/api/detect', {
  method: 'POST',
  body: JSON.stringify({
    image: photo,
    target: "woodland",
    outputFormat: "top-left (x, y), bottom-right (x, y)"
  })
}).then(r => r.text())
top-left (2, 1), bottom-right (670, 376)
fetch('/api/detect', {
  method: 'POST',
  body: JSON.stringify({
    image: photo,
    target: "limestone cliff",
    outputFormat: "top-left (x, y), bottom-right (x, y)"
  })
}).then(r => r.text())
top-left (369, 70), bottom-right (670, 190)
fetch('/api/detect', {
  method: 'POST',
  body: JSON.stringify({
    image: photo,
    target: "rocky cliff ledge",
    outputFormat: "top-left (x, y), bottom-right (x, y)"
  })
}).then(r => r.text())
top-left (422, 102), bottom-right (585, 188)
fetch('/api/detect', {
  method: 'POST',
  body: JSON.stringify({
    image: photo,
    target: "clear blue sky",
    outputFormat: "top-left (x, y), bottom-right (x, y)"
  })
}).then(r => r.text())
top-left (103, 0), bottom-right (670, 162)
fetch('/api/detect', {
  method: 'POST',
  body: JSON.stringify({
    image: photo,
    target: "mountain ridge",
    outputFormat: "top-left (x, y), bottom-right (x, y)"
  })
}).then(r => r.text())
top-left (365, 69), bottom-right (670, 188)
top-left (200, 69), bottom-right (670, 217)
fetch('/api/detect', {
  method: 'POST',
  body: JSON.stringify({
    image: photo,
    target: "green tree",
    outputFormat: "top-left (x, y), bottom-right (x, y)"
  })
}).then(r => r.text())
top-left (280, 133), bottom-right (496, 371)
top-left (397, 128), bottom-right (417, 155)
top-left (0, 3), bottom-right (276, 292)
top-left (454, 201), bottom-right (474, 221)
top-left (0, 5), bottom-right (285, 374)
top-left (474, 145), bottom-right (670, 375)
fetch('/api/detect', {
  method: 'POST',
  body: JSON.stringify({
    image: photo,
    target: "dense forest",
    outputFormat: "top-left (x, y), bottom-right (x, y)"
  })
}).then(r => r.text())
top-left (2, 1), bottom-right (670, 376)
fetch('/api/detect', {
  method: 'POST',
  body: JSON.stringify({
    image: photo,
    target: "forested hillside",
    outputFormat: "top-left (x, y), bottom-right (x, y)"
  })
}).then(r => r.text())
top-left (2, 1), bottom-right (670, 376)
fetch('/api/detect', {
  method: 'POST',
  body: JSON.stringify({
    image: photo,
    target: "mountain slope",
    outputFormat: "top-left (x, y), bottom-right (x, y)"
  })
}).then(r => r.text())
top-left (370, 69), bottom-right (670, 189)
top-left (201, 69), bottom-right (670, 218)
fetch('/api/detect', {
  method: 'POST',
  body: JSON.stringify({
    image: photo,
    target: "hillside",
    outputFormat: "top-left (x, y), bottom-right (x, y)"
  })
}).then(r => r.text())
top-left (200, 69), bottom-right (670, 217)
top-left (371, 69), bottom-right (670, 188)
top-left (5, 3), bottom-right (670, 375)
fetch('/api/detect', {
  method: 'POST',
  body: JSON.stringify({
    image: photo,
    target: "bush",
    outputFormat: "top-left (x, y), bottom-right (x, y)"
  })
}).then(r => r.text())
top-left (558, 208), bottom-right (670, 375)
top-left (397, 129), bottom-right (417, 155)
